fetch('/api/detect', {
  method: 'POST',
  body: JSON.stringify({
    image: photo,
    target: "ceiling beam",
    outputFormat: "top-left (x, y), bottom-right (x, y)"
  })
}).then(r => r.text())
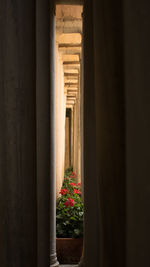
top-left (64, 78), bottom-right (78, 82)
top-left (59, 44), bottom-right (81, 48)
top-left (67, 89), bottom-right (78, 92)
top-left (63, 66), bottom-right (80, 70)
top-left (65, 88), bottom-right (78, 91)
top-left (64, 73), bottom-right (79, 77)
top-left (67, 96), bottom-right (76, 99)
top-left (55, 0), bottom-right (83, 5)
top-left (59, 51), bottom-right (80, 56)
top-left (66, 101), bottom-right (76, 105)
top-left (67, 94), bottom-right (77, 97)
top-left (62, 55), bottom-right (79, 62)
top-left (63, 61), bottom-right (80, 65)
top-left (59, 47), bottom-right (81, 54)
top-left (66, 105), bottom-right (74, 109)
top-left (65, 82), bottom-right (78, 86)
top-left (67, 99), bottom-right (76, 102)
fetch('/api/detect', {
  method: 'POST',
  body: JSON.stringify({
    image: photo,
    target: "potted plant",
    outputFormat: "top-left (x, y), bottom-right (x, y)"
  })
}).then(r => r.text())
top-left (56, 167), bottom-right (83, 264)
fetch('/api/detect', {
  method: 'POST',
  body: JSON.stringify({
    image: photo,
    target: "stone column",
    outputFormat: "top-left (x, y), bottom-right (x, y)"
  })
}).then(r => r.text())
top-left (71, 107), bottom-right (74, 166)
top-left (78, 33), bottom-right (84, 267)
top-left (0, 1), bottom-right (37, 266)
top-left (77, 85), bottom-right (81, 182)
top-left (65, 115), bottom-right (70, 169)
top-left (49, 3), bottom-right (59, 267)
top-left (73, 102), bottom-right (78, 174)
top-left (56, 51), bottom-right (66, 197)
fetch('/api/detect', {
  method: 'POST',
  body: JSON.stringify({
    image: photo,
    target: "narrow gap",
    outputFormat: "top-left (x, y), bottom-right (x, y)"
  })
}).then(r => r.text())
top-left (55, 4), bottom-right (83, 266)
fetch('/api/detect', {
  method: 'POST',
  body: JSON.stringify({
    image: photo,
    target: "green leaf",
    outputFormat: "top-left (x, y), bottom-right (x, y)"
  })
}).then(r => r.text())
top-left (56, 214), bottom-right (62, 219)
top-left (70, 216), bottom-right (77, 221)
top-left (74, 229), bottom-right (80, 236)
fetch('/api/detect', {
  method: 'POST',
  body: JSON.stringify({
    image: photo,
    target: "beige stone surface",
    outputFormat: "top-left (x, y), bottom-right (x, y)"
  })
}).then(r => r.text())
top-left (58, 33), bottom-right (81, 44)
top-left (62, 54), bottom-right (80, 62)
top-left (56, 5), bottom-right (82, 19)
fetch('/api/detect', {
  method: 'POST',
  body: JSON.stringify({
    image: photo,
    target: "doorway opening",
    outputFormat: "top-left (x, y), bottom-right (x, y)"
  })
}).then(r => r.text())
top-left (55, 4), bottom-right (83, 265)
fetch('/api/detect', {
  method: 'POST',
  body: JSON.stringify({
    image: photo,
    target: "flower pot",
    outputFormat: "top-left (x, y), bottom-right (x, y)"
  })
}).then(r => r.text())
top-left (56, 237), bottom-right (83, 264)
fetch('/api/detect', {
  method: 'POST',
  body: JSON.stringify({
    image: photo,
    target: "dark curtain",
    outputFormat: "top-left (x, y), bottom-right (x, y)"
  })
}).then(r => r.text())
top-left (1, 0), bottom-right (150, 266)
top-left (83, 0), bottom-right (125, 266)
top-left (83, 0), bottom-right (150, 266)
top-left (0, 0), bottom-right (37, 266)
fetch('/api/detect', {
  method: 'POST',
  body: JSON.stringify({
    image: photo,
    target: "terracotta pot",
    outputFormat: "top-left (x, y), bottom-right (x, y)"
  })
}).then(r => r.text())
top-left (56, 237), bottom-right (83, 264)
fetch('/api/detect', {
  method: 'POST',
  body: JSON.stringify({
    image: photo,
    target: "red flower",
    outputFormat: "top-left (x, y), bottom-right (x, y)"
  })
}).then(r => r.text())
top-left (64, 198), bottom-right (75, 207)
top-left (69, 183), bottom-right (76, 186)
top-left (73, 189), bottom-right (80, 194)
top-left (77, 183), bottom-right (81, 186)
top-left (59, 189), bottom-right (69, 195)
top-left (69, 172), bottom-right (77, 178)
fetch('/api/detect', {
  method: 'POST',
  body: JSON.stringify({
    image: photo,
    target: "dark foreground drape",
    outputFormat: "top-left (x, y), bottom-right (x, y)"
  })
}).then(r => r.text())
top-left (0, 0), bottom-right (57, 265)
top-left (83, 1), bottom-right (125, 267)
top-left (36, 0), bottom-right (51, 266)
top-left (0, 0), bottom-right (55, 266)
top-left (0, 1), bottom-right (37, 266)
top-left (0, 0), bottom-right (150, 266)
top-left (83, 0), bottom-right (150, 267)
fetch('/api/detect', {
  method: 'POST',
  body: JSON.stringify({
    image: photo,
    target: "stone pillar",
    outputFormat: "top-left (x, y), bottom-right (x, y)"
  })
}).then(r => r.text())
top-left (65, 116), bottom-right (70, 169)
top-left (49, 3), bottom-right (59, 267)
top-left (73, 102), bottom-right (78, 175)
top-left (71, 107), bottom-right (74, 166)
top-left (0, 1), bottom-right (37, 266)
top-left (56, 49), bottom-right (66, 198)
top-left (77, 85), bottom-right (81, 182)
top-left (78, 32), bottom-right (84, 267)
